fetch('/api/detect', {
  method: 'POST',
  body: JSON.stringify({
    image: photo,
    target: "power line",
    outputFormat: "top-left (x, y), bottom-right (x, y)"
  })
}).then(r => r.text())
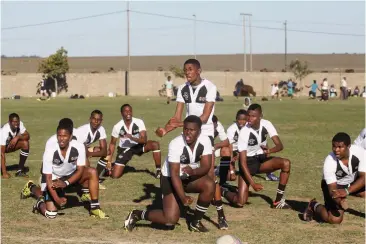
top-left (251, 19), bottom-right (365, 27)
top-left (1, 10), bottom-right (126, 30)
top-left (130, 10), bottom-right (365, 37)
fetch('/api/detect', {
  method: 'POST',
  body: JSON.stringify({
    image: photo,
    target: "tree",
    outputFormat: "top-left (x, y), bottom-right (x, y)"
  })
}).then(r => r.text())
top-left (169, 65), bottom-right (185, 78)
top-left (38, 47), bottom-right (69, 95)
top-left (289, 59), bottom-right (312, 87)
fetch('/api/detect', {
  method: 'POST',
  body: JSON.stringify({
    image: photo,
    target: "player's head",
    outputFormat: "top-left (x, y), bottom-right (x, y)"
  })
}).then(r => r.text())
top-left (212, 115), bottom-right (218, 129)
top-left (236, 109), bottom-right (248, 128)
top-left (90, 110), bottom-right (103, 130)
top-left (244, 97), bottom-right (251, 106)
top-left (167, 76), bottom-right (171, 81)
top-left (8, 113), bottom-right (20, 130)
top-left (247, 103), bottom-right (262, 128)
top-left (121, 104), bottom-right (132, 121)
top-left (332, 132), bottom-right (351, 159)
top-left (56, 122), bottom-right (73, 149)
top-left (183, 59), bottom-right (201, 84)
top-left (183, 115), bottom-right (202, 145)
top-left (58, 118), bottom-right (73, 128)
top-left (313, 80), bottom-right (317, 84)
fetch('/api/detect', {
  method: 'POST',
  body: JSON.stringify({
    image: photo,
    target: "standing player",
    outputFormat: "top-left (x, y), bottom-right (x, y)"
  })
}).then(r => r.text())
top-left (24, 121), bottom-right (109, 219)
top-left (1, 113), bottom-right (30, 178)
top-left (303, 133), bottom-right (365, 224)
top-left (353, 128), bottom-right (366, 150)
top-left (99, 104), bottom-right (162, 179)
top-left (165, 76), bottom-right (174, 104)
top-left (155, 59), bottom-right (228, 230)
top-left (124, 115), bottom-right (215, 232)
top-left (222, 104), bottom-right (291, 209)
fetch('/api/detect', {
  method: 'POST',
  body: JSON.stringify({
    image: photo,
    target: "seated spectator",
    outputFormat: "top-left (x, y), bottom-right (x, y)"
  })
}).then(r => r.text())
top-left (329, 85), bottom-right (337, 98)
top-left (352, 86), bottom-right (360, 97)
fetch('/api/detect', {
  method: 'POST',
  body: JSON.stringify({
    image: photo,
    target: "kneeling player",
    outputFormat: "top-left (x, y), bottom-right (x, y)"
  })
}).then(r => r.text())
top-left (303, 133), bottom-right (365, 224)
top-left (124, 115), bottom-right (215, 232)
top-left (222, 104), bottom-right (291, 209)
top-left (25, 122), bottom-right (108, 219)
top-left (1, 113), bottom-right (30, 178)
top-left (101, 104), bottom-right (162, 179)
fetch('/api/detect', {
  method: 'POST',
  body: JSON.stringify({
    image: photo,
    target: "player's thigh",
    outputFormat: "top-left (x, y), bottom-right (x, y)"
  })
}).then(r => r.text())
top-left (162, 193), bottom-right (181, 223)
top-left (185, 175), bottom-right (215, 195)
top-left (259, 156), bottom-right (287, 173)
top-left (237, 174), bottom-right (249, 205)
top-left (13, 139), bottom-right (29, 151)
top-left (143, 140), bottom-right (159, 152)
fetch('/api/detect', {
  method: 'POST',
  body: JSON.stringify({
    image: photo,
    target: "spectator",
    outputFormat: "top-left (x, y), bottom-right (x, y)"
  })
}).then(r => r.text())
top-left (329, 85), bottom-right (337, 98)
top-left (287, 79), bottom-right (294, 99)
top-left (305, 80), bottom-right (318, 99)
top-left (352, 86), bottom-right (360, 97)
top-left (340, 77), bottom-right (348, 100)
top-left (234, 78), bottom-right (244, 98)
top-left (271, 82), bottom-right (279, 99)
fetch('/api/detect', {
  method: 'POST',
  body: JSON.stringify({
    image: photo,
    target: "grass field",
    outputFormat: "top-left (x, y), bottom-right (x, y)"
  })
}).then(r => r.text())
top-left (1, 96), bottom-right (365, 244)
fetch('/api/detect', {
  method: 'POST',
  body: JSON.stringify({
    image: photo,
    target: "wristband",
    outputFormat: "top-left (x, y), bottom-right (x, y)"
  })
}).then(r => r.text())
top-left (230, 170), bottom-right (235, 174)
top-left (64, 180), bottom-right (70, 186)
top-left (345, 188), bottom-right (349, 195)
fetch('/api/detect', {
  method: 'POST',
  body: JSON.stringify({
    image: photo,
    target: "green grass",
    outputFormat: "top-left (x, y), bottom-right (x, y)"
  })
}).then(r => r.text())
top-left (1, 96), bottom-right (365, 244)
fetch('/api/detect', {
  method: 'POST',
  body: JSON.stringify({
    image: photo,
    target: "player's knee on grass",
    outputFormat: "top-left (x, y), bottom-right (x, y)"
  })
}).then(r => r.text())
top-left (45, 201), bottom-right (58, 219)
top-left (111, 165), bottom-right (124, 179)
top-left (164, 212), bottom-right (180, 225)
top-left (220, 147), bottom-right (231, 157)
top-left (328, 211), bottom-right (344, 224)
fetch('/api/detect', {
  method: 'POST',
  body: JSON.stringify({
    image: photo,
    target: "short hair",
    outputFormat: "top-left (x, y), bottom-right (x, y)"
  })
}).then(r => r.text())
top-left (313, 80), bottom-right (316, 83)
top-left (58, 118), bottom-right (73, 128)
top-left (57, 123), bottom-right (73, 135)
top-left (9, 113), bottom-right (19, 121)
top-left (91, 110), bottom-right (103, 117)
top-left (248, 103), bottom-right (262, 113)
top-left (184, 115), bottom-right (202, 129)
top-left (212, 115), bottom-right (218, 123)
top-left (120, 104), bottom-right (132, 112)
top-left (236, 109), bottom-right (248, 119)
top-left (332, 132), bottom-right (351, 146)
top-left (184, 59), bottom-right (201, 69)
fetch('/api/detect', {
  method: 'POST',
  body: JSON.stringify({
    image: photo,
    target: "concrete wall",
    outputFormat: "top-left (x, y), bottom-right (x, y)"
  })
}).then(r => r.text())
top-left (1, 71), bottom-right (365, 98)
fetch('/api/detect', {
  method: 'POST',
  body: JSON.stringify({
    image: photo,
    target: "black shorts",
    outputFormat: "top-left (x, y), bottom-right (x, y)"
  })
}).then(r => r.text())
top-left (43, 172), bottom-right (76, 202)
top-left (115, 145), bottom-right (145, 166)
top-left (161, 176), bottom-right (192, 197)
top-left (239, 154), bottom-right (273, 177)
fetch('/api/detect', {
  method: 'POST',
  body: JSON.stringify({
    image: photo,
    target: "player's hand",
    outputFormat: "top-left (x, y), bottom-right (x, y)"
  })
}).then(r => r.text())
top-left (7, 137), bottom-right (19, 150)
top-left (1, 172), bottom-right (11, 179)
top-left (155, 127), bottom-right (167, 138)
top-left (182, 196), bottom-right (194, 206)
top-left (52, 179), bottom-right (67, 189)
top-left (332, 189), bottom-right (348, 199)
top-left (231, 155), bottom-right (238, 163)
top-left (168, 117), bottom-right (182, 128)
top-left (229, 170), bottom-right (237, 181)
top-left (123, 134), bottom-right (133, 140)
top-left (60, 197), bottom-right (67, 208)
top-left (181, 166), bottom-right (194, 176)
top-left (252, 183), bottom-right (264, 192)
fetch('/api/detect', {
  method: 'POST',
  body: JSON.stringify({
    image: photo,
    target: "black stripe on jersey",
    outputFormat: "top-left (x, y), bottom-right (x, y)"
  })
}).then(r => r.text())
top-left (214, 129), bottom-right (219, 139)
top-left (195, 86), bottom-right (208, 103)
top-left (94, 131), bottom-right (101, 143)
top-left (351, 155), bottom-right (360, 173)
top-left (119, 126), bottom-right (127, 137)
top-left (52, 151), bottom-right (63, 166)
top-left (85, 133), bottom-right (92, 145)
top-left (180, 147), bottom-right (190, 165)
top-left (68, 147), bottom-right (79, 164)
top-left (335, 161), bottom-right (348, 179)
top-left (132, 123), bottom-right (140, 136)
top-left (181, 85), bottom-right (192, 103)
top-left (194, 143), bottom-right (204, 163)
top-left (234, 131), bottom-right (239, 142)
top-left (261, 127), bottom-right (268, 143)
top-left (72, 135), bottom-right (78, 140)
top-left (248, 132), bottom-right (258, 146)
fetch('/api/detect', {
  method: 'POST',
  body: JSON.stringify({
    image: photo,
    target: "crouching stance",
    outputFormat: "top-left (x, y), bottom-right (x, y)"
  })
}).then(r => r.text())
top-left (124, 115), bottom-right (215, 232)
top-left (21, 122), bottom-right (108, 219)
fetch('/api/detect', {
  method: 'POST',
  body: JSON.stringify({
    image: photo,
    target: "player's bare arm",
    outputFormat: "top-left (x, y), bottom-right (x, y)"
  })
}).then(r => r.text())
top-left (214, 138), bottom-right (230, 151)
top-left (8, 131), bottom-right (30, 150)
top-left (200, 102), bottom-right (215, 124)
top-left (182, 154), bottom-right (212, 178)
top-left (1, 146), bottom-right (9, 178)
top-left (108, 136), bottom-right (118, 160)
top-left (239, 150), bottom-right (263, 192)
top-left (170, 163), bottom-right (193, 206)
top-left (264, 135), bottom-right (284, 155)
top-left (125, 130), bottom-right (147, 144)
top-left (333, 172), bottom-right (365, 198)
top-left (87, 139), bottom-right (108, 158)
top-left (45, 174), bottom-right (64, 206)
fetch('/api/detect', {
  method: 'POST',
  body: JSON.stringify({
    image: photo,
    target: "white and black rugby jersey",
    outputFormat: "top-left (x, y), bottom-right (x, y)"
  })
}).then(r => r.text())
top-left (45, 128), bottom-right (80, 150)
top-left (0, 121), bottom-right (27, 146)
top-left (42, 139), bottom-right (86, 178)
top-left (76, 123), bottom-right (107, 147)
top-left (176, 79), bottom-right (217, 137)
top-left (111, 117), bottom-right (146, 148)
top-left (161, 134), bottom-right (213, 177)
top-left (214, 121), bottom-right (228, 141)
top-left (323, 145), bottom-right (365, 186)
top-left (253, 119), bottom-right (278, 147)
top-left (353, 128), bottom-right (366, 150)
top-left (227, 122), bottom-right (245, 151)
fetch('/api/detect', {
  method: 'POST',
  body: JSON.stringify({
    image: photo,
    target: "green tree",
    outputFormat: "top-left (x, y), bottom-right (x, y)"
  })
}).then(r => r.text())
top-left (169, 65), bottom-right (185, 78)
top-left (38, 47), bottom-right (69, 95)
top-left (289, 59), bottom-right (312, 87)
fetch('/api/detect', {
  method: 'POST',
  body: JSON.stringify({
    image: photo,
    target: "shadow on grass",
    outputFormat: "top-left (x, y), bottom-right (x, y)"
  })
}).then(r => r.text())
top-left (133, 183), bottom-right (217, 231)
top-left (6, 164), bottom-right (29, 172)
top-left (123, 165), bottom-right (155, 178)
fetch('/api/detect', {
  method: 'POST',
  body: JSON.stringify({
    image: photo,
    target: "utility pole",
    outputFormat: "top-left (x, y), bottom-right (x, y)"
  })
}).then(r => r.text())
top-left (284, 20), bottom-right (287, 72)
top-left (240, 13), bottom-right (252, 72)
top-left (126, 1), bottom-right (131, 95)
top-left (193, 14), bottom-right (196, 59)
top-left (248, 14), bottom-right (253, 71)
top-left (240, 13), bottom-right (246, 72)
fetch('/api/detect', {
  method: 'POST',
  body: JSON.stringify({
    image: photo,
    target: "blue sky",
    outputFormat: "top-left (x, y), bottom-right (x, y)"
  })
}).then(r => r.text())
top-left (1, 1), bottom-right (365, 57)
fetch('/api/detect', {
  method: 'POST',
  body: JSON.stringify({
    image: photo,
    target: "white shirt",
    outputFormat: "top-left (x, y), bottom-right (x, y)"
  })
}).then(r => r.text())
top-left (322, 81), bottom-right (329, 90)
top-left (353, 128), bottom-right (366, 150)
top-left (76, 123), bottom-right (107, 147)
top-left (42, 140), bottom-right (86, 179)
top-left (176, 79), bottom-right (217, 137)
top-left (271, 85), bottom-right (279, 95)
top-left (227, 123), bottom-right (243, 151)
top-left (237, 119), bottom-right (278, 156)
top-left (111, 117), bottom-right (146, 148)
top-left (161, 134), bottom-right (212, 177)
top-left (165, 80), bottom-right (173, 89)
top-left (214, 121), bottom-right (228, 141)
top-left (341, 79), bottom-right (347, 88)
top-left (1, 121), bottom-right (27, 146)
top-left (323, 145), bottom-right (365, 186)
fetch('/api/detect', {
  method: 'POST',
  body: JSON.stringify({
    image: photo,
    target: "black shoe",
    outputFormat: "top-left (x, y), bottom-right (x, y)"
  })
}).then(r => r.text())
top-left (189, 220), bottom-right (209, 232)
top-left (124, 210), bottom-right (139, 232)
top-left (218, 217), bottom-right (229, 230)
top-left (15, 170), bottom-right (28, 178)
top-left (155, 169), bottom-right (161, 179)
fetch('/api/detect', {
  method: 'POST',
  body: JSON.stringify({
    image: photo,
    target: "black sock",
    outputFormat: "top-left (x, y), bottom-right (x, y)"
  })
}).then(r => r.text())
top-left (194, 200), bottom-right (210, 221)
top-left (96, 157), bottom-right (108, 177)
top-left (19, 149), bottom-right (29, 171)
top-left (90, 199), bottom-right (100, 210)
top-left (275, 184), bottom-right (286, 202)
top-left (29, 183), bottom-right (37, 195)
top-left (214, 200), bottom-right (225, 218)
top-left (219, 157), bottom-right (231, 185)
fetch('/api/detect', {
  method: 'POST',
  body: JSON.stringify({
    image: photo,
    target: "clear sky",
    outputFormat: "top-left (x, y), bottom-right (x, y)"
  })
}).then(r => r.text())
top-left (1, 0), bottom-right (365, 57)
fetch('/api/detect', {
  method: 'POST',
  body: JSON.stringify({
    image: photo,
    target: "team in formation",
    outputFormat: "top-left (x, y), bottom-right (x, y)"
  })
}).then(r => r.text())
top-left (1, 59), bottom-right (365, 232)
